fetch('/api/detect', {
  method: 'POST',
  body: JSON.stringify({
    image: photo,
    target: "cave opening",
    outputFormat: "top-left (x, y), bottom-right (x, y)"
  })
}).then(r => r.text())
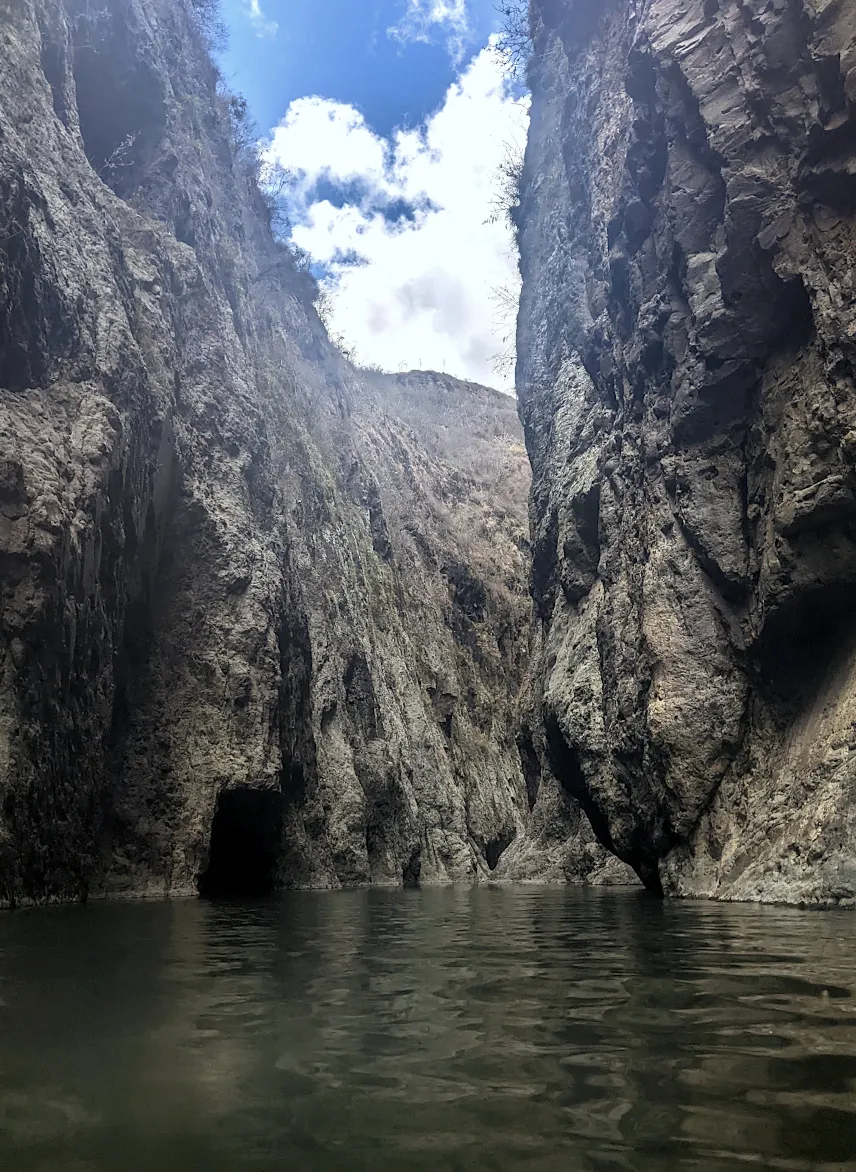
top-left (757, 580), bottom-right (856, 713)
top-left (483, 829), bottom-right (516, 871)
top-left (198, 787), bottom-right (283, 899)
top-left (69, 6), bottom-right (166, 198)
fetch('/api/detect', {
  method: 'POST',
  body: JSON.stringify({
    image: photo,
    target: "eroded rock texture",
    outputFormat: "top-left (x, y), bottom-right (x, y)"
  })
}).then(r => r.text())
top-left (519, 0), bottom-right (856, 902)
top-left (0, 0), bottom-right (600, 903)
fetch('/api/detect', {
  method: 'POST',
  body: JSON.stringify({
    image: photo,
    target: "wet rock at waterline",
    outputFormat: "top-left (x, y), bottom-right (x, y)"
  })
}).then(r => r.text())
top-left (518, 0), bottom-right (856, 903)
top-left (0, 0), bottom-right (630, 903)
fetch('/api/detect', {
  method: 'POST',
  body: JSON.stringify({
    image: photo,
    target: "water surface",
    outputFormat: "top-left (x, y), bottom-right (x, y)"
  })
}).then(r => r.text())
top-left (1, 886), bottom-right (855, 1170)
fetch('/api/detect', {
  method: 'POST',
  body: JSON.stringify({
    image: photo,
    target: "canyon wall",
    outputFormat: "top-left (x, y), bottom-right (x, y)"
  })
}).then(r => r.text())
top-left (519, 0), bottom-right (856, 902)
top-left (0, 0), bottom-right (630, 902)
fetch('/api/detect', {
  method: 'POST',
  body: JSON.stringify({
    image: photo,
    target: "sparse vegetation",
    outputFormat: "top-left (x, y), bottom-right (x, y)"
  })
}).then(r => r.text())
top-left (494, 0), bottom-right (533, 84)
top-left (488, 281), bottom-right (519, 382)
top-left (316, 285), bottom-right (359, 363)
top-left (219, 84), bottom-right (258, 168)
top-left (257, 158), bottom-right (295, 241)
top-left (214, 75), bottom-right (318, 299)
top-left (189, 0), bottom-right (228, 52)
top-left (486, 135), bottom-right (525, 235)
top-left (362, 370), bottom-right (529, 517)
top-left (485, 135), bottom-right (525, 383)
top-left (98, 131), bottom-right (139, 180)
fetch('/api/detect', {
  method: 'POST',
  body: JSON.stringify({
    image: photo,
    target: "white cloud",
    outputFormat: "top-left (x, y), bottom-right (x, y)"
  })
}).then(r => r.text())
top-left (246, 0), bottom-right (277, 38)
top-left (388, 0), bottom-right (472, 62)
top-left (266, 99), bottom-right (390, 199)
top-left (264, 44), bottom-right (528, 391)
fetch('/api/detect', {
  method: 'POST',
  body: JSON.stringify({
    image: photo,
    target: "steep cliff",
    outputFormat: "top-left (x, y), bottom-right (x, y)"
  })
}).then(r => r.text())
top-left (0, 0), bottom-right (558, 904)
top-left (519, 0), bottom-right (856, 903)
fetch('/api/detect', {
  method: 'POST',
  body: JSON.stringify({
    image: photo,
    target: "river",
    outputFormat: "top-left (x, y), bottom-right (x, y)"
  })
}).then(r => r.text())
top-left (0, 886), bottom-right (854, 1170)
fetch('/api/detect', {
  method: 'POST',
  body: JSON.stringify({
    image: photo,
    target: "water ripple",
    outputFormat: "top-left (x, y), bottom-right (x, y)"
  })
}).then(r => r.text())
top-left (0, 888), bottom-right (855, 1170)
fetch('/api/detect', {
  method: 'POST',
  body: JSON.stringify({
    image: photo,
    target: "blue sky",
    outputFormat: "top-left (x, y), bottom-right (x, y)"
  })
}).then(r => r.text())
top-left (219, 0), bottom-right (527, 389)
top-left (221, 0), bottom-right (503, 137)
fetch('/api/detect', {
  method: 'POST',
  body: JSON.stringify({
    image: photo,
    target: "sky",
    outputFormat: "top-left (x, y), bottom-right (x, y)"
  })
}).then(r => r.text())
top-left (219, 0), bottom-right (528, 390)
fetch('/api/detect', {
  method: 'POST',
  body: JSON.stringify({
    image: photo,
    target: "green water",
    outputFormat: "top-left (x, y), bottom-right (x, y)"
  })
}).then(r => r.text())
top-left (0, 886), bottom-right (855, 1170)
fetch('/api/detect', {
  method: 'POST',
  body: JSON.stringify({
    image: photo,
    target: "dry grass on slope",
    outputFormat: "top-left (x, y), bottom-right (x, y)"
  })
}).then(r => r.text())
top-left (354, 369), bottom-right (530, 527)
top-left (346, 369), bottom-right (532, 628)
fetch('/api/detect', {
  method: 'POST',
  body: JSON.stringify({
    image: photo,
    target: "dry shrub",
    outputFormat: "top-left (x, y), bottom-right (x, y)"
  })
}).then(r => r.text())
top-left (495, 0), bottom-right (533, 83)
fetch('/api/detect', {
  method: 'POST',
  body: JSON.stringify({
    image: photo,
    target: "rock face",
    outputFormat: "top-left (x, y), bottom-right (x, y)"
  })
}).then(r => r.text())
top-left (519, 0), bottom-right (856, 902)
top-left (0, 0), bottom-right (552, 903)
top-left (0, 0), bottom-right (632, 903)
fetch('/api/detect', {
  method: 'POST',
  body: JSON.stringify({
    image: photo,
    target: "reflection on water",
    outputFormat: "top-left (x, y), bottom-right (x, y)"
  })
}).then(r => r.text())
top-left (0, 887), bottom-right (855, 1170)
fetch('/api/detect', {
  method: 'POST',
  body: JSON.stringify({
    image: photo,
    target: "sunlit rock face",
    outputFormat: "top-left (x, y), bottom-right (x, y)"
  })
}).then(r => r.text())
top-left (0, 0), bottom-right (628, 902)
top-left (518, 0), bottom-right (856, 902)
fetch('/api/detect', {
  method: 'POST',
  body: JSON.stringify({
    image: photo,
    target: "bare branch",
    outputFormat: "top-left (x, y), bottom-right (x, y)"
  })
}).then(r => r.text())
top-left (98, 131), bottom-right (139, 179)
top-left (485, 135), bottom-right (525, 232)
top-left (494, 0), bottom-right (532, 83)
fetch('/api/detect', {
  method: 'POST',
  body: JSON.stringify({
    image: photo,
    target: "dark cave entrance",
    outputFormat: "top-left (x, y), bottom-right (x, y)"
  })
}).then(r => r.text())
top-left (198, 787), bottom-right (283, 899)
top-left (69, 5), bottom-right (167, 198)
top-left (483, 830), bottom-right (516, 871)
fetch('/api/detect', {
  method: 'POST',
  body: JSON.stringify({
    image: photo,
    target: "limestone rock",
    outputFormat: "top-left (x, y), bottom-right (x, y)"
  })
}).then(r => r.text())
top-left (520, 0), bottom-right (856, 903)
top-left (0, 0), bottom-right (625, 901)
